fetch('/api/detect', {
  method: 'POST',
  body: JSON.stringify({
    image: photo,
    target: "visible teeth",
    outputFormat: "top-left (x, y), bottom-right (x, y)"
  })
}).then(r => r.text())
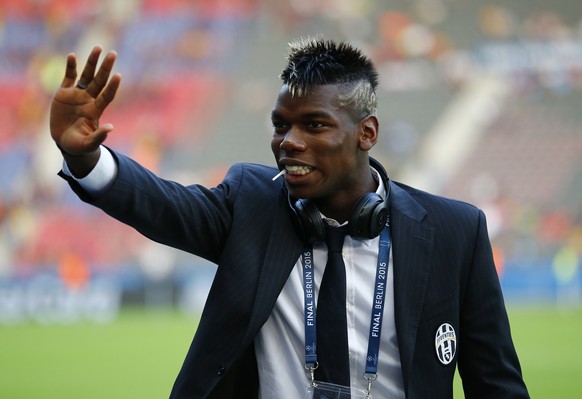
top-left (285, 165), bottom-right (312, 175)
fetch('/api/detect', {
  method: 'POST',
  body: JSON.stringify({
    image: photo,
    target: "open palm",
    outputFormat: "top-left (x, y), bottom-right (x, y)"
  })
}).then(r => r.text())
top-left (50, 46), bottom-right (121, 156)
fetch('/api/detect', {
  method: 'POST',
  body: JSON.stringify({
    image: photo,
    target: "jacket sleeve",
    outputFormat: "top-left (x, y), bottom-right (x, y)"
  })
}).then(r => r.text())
top-left (59, 150), bottom-right (241, 263)
top-left (458, 209), bottom-right (529, 398)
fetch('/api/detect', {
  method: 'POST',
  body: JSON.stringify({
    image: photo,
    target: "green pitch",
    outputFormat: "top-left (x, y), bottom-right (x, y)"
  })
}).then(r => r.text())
top-left (0, 309), bottom-right (196, 399)
top-left (454, 306), bottom-right (582, 398)
top-left (1, 306), bottom-right (581, 398)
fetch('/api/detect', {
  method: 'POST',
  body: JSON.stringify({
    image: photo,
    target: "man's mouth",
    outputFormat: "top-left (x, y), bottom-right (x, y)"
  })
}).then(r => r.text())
top-left (285, 165), bottom-right (313, 176)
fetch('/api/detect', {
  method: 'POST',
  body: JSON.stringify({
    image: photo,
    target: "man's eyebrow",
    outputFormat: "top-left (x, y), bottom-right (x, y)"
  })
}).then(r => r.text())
top-left (270, 110), bottom-right (335, 120)
top-left (302, 111), bottom-right (334, 120)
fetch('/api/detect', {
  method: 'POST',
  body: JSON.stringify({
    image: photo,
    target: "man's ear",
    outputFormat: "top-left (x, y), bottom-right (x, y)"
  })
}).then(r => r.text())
top-left (358, 115), bottom-right (379, 151)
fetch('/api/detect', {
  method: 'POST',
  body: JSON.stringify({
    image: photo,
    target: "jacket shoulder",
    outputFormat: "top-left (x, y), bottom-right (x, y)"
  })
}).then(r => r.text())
top-left (392, 181), bottom-right (482, 223)
top-left (223, 163), bottom-right (280, 194)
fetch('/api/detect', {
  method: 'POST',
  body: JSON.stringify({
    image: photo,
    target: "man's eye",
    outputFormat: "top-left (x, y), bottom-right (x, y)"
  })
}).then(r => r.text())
top-left (308, 121), bottom-right (324, 129)
top-left (272, 121), bottom-right (287, 130)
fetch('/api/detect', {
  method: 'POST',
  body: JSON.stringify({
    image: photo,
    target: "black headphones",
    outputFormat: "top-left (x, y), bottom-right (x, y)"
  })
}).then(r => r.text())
top-left (291, 157), bottom-right (391, 243)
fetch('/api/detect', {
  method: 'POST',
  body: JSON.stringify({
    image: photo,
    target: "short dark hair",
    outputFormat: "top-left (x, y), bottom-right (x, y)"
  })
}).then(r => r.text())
top-left (280, 38), bottom-right (379, 116)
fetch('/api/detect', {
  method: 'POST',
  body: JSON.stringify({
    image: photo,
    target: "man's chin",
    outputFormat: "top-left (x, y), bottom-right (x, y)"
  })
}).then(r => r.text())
top-left (286, 185), bottom-right (316, 201)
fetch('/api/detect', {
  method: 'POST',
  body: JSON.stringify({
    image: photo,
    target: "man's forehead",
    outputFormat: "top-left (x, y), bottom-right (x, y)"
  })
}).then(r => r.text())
top-left (275, 84), bottom-right (345, 108)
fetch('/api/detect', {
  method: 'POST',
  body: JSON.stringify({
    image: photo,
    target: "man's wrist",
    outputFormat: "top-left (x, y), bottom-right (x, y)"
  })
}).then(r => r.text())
top-left (61, 145), bottom-right (117, 194)
top-left (58, 145), bottom-right (102, 178)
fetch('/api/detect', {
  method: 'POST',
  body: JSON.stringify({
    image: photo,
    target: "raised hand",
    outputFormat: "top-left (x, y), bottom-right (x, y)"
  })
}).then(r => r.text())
top-left (50, 45), bottom-right (121, 164)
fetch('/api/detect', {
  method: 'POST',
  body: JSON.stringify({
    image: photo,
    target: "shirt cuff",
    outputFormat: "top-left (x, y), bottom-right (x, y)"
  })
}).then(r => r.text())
top-left (61, 145), bottom-right (117, 195)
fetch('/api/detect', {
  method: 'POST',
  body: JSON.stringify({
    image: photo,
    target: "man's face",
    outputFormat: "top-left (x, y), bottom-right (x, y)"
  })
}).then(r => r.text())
top-left (271, 84), bottom-right (376, 208)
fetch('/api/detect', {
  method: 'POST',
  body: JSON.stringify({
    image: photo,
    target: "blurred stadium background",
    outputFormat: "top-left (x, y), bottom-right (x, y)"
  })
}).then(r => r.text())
top-left (1, 0), bottom-right (581, 397)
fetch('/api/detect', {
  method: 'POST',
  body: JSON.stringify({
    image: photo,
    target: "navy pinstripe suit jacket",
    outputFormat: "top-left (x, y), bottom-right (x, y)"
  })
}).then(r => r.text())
top-left (63, 150), bottom-right (529, 399)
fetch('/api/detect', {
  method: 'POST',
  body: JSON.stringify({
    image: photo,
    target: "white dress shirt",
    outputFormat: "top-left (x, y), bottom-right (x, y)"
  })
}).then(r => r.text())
top-left (63, 148), bottom-right (405, 398)
top-left (254, 172), bottom-right (404, 399)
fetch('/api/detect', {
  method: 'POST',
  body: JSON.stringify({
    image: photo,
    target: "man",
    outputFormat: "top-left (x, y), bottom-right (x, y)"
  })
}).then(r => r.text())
top-left (50, 38), bottom-right (529, 398)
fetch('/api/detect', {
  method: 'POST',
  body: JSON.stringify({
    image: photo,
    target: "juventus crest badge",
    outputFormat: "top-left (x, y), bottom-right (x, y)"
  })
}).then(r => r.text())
top-left (435, 323), bottom-right (457, 365)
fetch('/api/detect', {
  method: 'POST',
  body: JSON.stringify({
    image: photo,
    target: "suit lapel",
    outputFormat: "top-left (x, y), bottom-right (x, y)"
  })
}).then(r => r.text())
top-left (243, 188), bottom-right (304, 341)
top-left (389, 183), bottom-right (434, 393)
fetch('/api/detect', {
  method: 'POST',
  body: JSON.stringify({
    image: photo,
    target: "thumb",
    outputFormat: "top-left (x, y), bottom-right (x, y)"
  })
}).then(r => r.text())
top-left (93, 123), bottom-right (114, 146)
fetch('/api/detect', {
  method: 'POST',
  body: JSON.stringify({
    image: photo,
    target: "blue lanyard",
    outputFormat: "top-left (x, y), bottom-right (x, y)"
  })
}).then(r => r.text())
top-left (302, 224), bottom-right (392, 377)
top-left (302, 248), bottom-right (317, 367)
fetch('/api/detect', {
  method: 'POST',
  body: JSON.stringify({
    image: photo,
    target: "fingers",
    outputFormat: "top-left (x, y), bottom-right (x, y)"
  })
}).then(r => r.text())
top-left (62, 53), bottom-right (78, 88)
top-left (95, 72), bottom-right (122, 112)
top-left (61, 45), bottom-right (117, 94)
top-left (77, 45), bottom-right (103, 90)
top-left (86, 49), bottom-right (117, 97)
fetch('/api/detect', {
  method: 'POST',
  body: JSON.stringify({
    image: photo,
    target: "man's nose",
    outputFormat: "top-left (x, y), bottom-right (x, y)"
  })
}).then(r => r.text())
top-left (279, 128), bottom-right (307, 152)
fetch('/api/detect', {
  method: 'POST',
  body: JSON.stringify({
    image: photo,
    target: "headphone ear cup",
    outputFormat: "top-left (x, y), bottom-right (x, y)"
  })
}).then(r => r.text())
top-left (293, 199), bottom-right (326, 243)
top-left (349, 193), bottom-right (389, 239)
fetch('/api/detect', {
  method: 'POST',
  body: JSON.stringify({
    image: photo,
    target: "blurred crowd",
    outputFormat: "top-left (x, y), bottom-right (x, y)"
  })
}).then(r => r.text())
top-left (0, 0), bottom-right (258, 280)
top-left (0, 0), bottom-right (581, 306)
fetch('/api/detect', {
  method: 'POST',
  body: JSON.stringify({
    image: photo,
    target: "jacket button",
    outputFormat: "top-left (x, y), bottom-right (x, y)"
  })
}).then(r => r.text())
top-left (217, 365), bottom-right (226, 376)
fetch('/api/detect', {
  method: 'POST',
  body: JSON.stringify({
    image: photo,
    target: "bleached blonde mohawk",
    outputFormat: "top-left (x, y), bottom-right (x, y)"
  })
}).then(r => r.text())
top-left (280, 37), bottom-right (379, 115)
